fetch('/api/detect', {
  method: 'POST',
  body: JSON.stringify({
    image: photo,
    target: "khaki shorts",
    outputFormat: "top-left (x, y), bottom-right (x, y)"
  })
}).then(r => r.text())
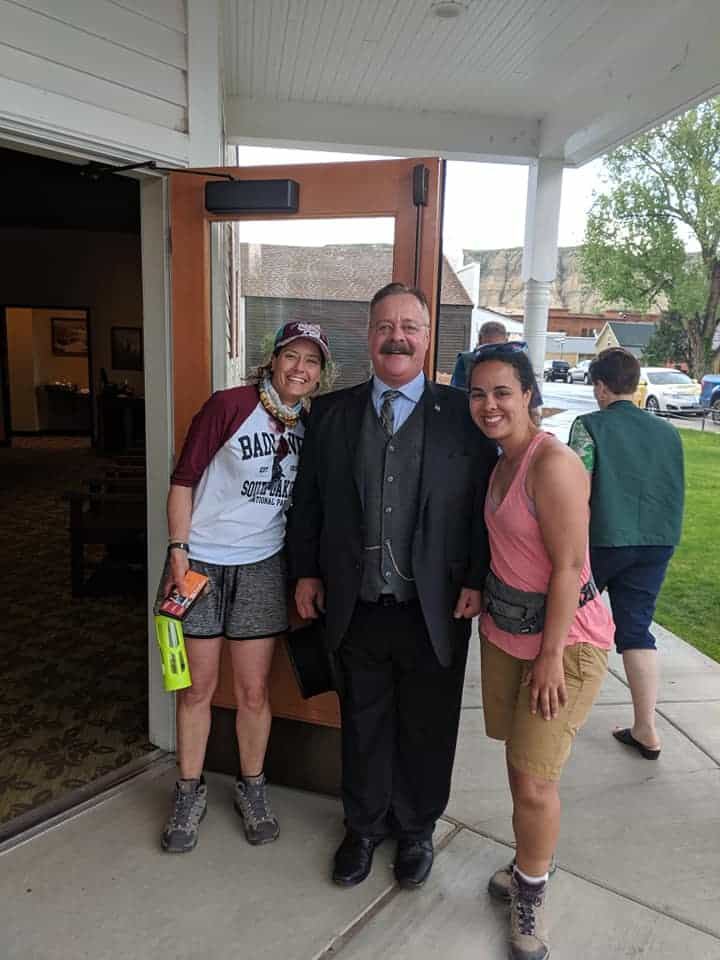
top-left (480, 636), bottom-right (607, 781)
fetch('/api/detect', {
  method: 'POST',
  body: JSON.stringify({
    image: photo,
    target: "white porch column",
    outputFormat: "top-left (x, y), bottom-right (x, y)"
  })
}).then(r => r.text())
top-left (522, 158), bottom-right (564, 380)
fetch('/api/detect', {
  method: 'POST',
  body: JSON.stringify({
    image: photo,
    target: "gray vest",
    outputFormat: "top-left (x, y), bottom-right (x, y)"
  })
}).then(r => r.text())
top-left (358, 395), bottom-right (424, 602)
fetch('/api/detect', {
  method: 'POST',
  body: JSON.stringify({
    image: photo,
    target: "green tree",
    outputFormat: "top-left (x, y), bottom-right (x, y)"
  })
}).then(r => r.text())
top-left (642, 312), bottom-right (689, 368)
top-left (581, 98), bottom-right (720, 376)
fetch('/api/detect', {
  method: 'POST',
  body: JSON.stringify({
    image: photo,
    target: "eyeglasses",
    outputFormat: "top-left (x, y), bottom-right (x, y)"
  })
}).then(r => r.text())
top-left (372, 321), bottom-right (428, 337)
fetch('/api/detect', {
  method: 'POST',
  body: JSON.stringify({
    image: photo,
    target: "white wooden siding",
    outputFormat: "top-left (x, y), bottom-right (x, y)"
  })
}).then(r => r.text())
top-left (112, 0), bottom-right (186, 34)
top-left (0, 0), bottom-right (188, 133)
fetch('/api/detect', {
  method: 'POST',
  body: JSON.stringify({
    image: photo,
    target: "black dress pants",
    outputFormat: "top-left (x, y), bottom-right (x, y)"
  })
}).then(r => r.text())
top-left (337, 599), bottom-right (469, 841)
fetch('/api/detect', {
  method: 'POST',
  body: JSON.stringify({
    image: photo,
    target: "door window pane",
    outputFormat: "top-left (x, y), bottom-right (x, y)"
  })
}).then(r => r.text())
top-left (213, 218), bottom-right (395, 390)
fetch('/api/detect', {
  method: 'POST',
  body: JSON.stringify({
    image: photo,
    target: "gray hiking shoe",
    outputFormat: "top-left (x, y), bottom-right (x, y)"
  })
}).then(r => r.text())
top-left (234, 775), bottom-right (280, 845)
top-left (161, 778), bottom-right (207, 853)
top-left (509, 874), bottom-right (550, 960)
top-left (488, 856), bottom-right (557, 903)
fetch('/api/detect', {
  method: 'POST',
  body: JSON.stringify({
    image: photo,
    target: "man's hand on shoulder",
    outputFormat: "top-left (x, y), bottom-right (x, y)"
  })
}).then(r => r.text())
top-left (295, 577), bottom-right (325, 619)
top-left (454, 587), bottom-right (482, 619)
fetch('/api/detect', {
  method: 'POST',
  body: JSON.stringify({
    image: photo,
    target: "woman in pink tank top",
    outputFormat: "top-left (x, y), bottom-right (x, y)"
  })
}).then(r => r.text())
top-left (467, 346), bottom-right (613, 960)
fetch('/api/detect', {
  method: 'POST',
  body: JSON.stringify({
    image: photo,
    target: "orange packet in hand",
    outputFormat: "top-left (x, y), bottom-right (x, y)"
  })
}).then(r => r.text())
top-left (159, 569), bottom-right (209, 619)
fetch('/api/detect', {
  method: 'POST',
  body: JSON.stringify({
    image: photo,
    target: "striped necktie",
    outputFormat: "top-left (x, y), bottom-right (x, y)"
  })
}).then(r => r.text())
top-left (379, 389), bottom-right (402, 436)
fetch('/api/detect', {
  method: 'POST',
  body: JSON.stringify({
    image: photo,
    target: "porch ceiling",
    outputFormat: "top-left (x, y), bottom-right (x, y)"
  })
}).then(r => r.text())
top-left (222, 0), bottom-right (720, 164)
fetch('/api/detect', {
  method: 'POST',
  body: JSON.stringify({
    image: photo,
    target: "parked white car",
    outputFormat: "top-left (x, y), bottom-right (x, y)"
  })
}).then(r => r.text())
top-left (639, 367), bottom-right (702, 415)
top-left (566, 359), bottom-right (592, 383)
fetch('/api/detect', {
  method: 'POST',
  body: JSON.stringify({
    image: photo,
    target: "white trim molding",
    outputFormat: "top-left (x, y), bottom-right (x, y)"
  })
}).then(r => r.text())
top-left (0, 76), bottom-right (189, 167)
top-left (226, 96), bottom-right (540, 163)
top-left (141, 176), bottom-right (176, 751)
top-left (187, 0), bottom-right (224, 165)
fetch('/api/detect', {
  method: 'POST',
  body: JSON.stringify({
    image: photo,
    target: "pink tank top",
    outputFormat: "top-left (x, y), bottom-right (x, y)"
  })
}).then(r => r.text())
top-left (480, 431), bottom-right (613, 660)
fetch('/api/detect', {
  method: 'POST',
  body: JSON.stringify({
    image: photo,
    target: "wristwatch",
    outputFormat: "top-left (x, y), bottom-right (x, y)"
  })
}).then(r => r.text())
top-left (168, 541), bottom-right (190, 553)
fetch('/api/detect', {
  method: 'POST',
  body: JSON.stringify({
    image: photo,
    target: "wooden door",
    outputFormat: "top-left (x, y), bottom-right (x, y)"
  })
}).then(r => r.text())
top-left (169, 158), bottom-right (444, 729)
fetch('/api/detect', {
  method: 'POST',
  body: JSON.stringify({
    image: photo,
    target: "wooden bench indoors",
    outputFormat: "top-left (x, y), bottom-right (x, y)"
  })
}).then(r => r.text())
top-left (65, 476), bottom-right (147, 597)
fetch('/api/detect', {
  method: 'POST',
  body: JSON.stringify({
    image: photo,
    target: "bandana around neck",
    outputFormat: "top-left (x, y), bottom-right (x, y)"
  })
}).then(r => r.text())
top-left (259, 374), bottom-right (303, 428)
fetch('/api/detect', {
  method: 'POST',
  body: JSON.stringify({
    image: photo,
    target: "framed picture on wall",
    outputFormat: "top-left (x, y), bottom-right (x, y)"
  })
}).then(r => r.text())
top-left (51, 316), bottom-right (88, 357)
top-left (111, 326), bottom-right (143, 371)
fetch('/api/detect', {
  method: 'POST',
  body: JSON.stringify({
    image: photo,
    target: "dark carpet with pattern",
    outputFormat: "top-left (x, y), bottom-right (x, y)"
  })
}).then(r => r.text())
top-left (0, 437), bottom-right (153, 825)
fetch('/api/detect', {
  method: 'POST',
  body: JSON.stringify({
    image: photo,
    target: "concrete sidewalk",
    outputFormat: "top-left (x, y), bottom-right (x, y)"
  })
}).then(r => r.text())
top-left (1, 625), bottom-right (719, 960)
top-left (543, 408), bottom-right (719, 443)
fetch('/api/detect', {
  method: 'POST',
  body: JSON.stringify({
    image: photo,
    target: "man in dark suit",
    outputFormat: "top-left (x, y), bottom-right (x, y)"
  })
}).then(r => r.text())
top-left (287, 282), bottom-right (497, 889)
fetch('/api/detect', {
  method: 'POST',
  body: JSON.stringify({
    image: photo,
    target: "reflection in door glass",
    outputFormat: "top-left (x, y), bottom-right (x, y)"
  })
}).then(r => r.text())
top-left (212, 218), bottom-right (395, 391)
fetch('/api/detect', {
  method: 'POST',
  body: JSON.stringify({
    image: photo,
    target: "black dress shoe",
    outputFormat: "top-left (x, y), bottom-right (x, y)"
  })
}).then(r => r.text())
top-left (333, 832), bottom-right (382, 886)
top-left (395, 838), bottom-right (433, 889)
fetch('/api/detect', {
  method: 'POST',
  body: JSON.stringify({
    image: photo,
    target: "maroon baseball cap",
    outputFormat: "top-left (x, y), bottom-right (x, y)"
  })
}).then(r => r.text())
top-left (274, 321), bottom-right (331, 366)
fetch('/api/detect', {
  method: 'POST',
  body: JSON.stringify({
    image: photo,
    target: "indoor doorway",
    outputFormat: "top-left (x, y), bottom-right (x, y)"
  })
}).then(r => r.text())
top-left (0, 146), bottom-right (153, 839)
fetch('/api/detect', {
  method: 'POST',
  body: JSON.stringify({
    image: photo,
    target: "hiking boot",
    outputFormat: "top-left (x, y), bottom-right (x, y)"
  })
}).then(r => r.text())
top-left (488, 856), bottom-right (557, 903)
top-left (508, 874), bottom-right (550, 960)
top-left (161, 778), bottom-right (207, 853)
top-left (234, 774), bottom-right (280, 845)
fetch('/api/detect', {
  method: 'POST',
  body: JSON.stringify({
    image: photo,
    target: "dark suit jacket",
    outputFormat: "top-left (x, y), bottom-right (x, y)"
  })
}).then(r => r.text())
top-left (286, 379), bottom-right (498, 667)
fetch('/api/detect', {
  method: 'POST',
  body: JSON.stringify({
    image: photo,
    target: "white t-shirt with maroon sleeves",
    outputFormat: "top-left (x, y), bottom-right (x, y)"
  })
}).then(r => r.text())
top-left (171, 385), bottom-right (305, 565)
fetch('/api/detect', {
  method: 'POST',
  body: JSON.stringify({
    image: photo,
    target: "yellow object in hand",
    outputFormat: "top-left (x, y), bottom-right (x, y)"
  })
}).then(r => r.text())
top-left (154, 615), bottom-right (192, 691)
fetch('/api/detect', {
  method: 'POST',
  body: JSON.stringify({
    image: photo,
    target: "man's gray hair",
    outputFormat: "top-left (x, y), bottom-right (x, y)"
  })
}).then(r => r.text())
top-left (369, 282), bottom-right (430, 325)
top-left (478, 320), bottom-right (508, 344)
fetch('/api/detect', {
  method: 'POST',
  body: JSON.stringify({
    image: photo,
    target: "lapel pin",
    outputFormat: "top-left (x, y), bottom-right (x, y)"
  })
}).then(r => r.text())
top-left (434, 403), bottom-right (441, 412)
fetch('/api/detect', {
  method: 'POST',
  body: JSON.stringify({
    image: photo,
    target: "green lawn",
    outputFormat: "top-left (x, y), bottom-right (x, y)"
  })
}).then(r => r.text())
top-left (654, 430), bottom-right (720, 662)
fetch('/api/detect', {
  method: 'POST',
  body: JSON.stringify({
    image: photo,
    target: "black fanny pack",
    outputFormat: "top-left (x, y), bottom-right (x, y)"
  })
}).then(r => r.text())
top-left (485, 570), bottom-right (598, 636)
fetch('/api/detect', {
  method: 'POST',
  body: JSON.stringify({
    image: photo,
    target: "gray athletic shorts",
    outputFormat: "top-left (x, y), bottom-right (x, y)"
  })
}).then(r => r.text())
top-left (155, 551), bottom-right (288, 640)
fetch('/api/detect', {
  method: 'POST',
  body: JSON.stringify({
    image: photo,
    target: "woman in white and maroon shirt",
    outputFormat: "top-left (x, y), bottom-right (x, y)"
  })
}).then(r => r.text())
top-left (159, 321), bottom-right (330, 854)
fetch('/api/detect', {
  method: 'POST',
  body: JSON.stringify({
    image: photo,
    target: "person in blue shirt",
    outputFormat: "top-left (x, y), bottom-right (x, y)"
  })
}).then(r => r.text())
top-left (452, 321), bottom-right (543, 424)
top-left (451, 320), bottom-right (507, 389)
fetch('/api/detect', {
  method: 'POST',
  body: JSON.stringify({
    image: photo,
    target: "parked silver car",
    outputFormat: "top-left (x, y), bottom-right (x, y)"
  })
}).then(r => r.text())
top-left (566, 359), bottom-right (592, 384)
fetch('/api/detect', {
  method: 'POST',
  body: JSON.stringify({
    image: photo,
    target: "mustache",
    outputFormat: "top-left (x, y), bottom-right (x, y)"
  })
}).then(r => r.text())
top-left (379, 342), bottom-right (414, 356)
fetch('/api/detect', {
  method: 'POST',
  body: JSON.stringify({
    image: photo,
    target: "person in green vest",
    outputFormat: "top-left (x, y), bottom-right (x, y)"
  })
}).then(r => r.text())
top-left (569, 347), bottom-right (684, 760)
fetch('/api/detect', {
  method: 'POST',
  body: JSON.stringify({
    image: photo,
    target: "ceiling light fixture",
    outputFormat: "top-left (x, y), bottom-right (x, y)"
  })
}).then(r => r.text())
top-left (430, 1), bottom-right (469, 19)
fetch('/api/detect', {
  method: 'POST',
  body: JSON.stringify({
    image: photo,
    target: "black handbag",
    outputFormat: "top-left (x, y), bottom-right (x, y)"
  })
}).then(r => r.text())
top-left (485, 570), bottom-right (547, 635)
top-left (484, 569), bottom-right (598, 636)
top-left (284, 616), bottom-right (336, 699)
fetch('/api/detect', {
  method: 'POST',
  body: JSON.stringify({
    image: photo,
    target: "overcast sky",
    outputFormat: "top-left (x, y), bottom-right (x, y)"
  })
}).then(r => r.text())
top-left (234, 145), bottom-right (604, 260)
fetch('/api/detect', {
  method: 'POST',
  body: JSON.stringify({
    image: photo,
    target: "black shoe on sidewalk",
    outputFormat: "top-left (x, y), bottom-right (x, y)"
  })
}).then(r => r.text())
top-left (333, 832), bottom-right (382, 886)
top-left (395, 838), bottom-right (433, 889)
